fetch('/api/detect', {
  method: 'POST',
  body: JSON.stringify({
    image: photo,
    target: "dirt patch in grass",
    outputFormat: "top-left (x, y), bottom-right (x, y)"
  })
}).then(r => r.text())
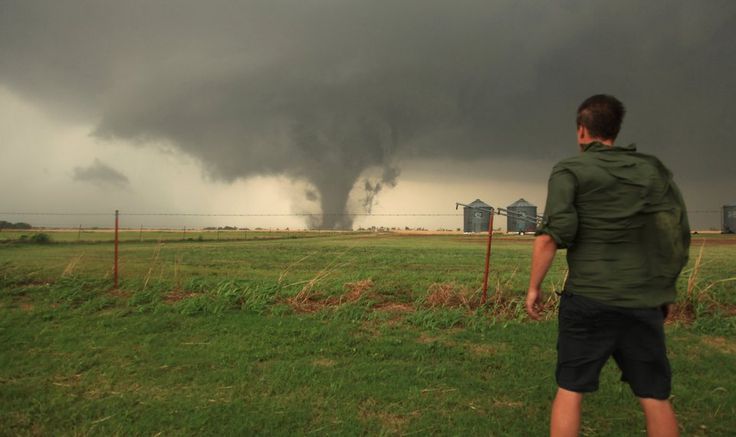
top-left (416, 333), bottom-right (440, 344)
top-left (51, 373), bottom-right (83, 388)
top-left (373, 302), bottom-right (414, 313)
top-left (467, 343), bottom-right (506, 357)
top-left (665, 299), bottom-right (736, 325)
top-left (424, 283), bottom-right (480, 309)
top-left (492, 398), bottom-right (524, 409)
top-left (419, 282), bottom-right (557, 320)
top-left (358, 398), bottom-right (420, 433)
top-left (163, 290), bottom-right (202, 303)
top-left (287, 279), bottom-right (375, 313)
top-left (419, 387), bottom-right (458, 396)
top-left (373, 302), bottom-right (415, 324)
top-left (335, 279), bottom-right (374, 303)
top-left (312, 358), bottom-right (337, 367)
top-left (416, 333), bottom-right (457, 347)
top-left (666, 303), bottom-right (696, 325)
top-left (375, 410), bottom-right (420, 431)
top-left (701, 336), bottom-right (736, 354)
top-left (667, 302), bottom-right (736, 325)
top-left (284, 291), bottom-right (329, 313)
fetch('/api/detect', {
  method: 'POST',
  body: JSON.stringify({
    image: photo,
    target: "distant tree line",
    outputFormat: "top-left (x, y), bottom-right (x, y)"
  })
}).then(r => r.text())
top-left (0, 220), bottom-right (32, 230)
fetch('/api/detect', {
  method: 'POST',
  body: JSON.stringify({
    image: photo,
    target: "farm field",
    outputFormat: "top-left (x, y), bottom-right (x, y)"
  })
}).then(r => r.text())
top-left (0, 228), bottom-right (346, 243)
top-left (1, 231), bottom-right (735, 435)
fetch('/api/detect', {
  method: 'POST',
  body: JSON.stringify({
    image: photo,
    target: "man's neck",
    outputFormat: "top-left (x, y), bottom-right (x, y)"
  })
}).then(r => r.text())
top-left (593, 138), bottom-right (614, 146)
top-left (579, 137), bottom-right (614, 151)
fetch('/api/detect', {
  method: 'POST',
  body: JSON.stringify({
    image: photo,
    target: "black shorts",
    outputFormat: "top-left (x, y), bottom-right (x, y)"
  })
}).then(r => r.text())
top-left (556, 293), bottom-right (671, 400)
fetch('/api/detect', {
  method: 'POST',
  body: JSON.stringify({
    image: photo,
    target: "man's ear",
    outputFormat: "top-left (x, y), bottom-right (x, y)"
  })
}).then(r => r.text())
top-left (577, 125), bottom-right (587, 140)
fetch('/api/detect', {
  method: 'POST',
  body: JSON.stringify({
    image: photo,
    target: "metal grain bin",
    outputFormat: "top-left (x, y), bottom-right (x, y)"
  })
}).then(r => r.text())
top-left (507, 198), bottom-right (538, 234)
top-left (463, 199), bottom-right (492, 233)
top-left (723, 204), bottom-right (736, 234)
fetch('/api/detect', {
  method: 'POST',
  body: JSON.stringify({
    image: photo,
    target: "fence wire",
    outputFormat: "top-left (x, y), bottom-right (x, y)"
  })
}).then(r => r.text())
top-left (0, 209), bottom-right (726, 231)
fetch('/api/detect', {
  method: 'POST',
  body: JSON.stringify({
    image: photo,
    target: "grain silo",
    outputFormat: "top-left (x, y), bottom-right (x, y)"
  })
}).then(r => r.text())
top-left (723, 204), bottom-right (736, 233)
top-left (463, 199), bottom-right (492, 233)
top-left (507, 198), bottom-right (538, 234)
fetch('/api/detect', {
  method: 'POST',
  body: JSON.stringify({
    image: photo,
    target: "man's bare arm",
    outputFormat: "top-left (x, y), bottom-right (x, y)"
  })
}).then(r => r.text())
top-left (526, 234), bottom-right (558, 320)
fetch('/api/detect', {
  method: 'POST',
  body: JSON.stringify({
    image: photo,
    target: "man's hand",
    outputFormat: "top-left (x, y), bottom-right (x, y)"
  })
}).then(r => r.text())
top-left (526, 287), bottom-right (543, 320)
top-left (526, 234), bottom-right (557, 321)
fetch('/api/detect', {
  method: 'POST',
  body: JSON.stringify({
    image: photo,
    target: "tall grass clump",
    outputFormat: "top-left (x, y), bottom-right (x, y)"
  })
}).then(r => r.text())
top-left (673, 242), bottom-right (736, 331)
top-left (319, 297), bottom-right (375, 322)
top-left (174, 280), bottom-right (277, 315)
top-left (46, 276), bottom-right (108, 309)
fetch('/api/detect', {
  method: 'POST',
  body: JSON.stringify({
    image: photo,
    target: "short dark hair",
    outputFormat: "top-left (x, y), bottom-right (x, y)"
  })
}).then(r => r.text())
top-left (576, 94), bottom-right (626, 140)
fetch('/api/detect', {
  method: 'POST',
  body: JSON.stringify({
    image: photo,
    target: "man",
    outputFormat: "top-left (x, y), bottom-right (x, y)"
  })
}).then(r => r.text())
top-left (526, 94), bottom-right (690, 437)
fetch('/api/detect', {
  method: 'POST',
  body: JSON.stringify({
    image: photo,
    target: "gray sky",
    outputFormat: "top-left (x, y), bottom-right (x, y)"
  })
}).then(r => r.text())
top-left (1, 1), bottom-right (733, 230)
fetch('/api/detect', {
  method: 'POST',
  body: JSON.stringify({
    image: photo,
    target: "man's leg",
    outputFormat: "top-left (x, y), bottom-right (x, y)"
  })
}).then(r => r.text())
top-left (550, 387), bottom-right (583, 437)
top-left (639, 397), bottom-right (679, 437)
top-left (613, 306), bottom-right (676, 436)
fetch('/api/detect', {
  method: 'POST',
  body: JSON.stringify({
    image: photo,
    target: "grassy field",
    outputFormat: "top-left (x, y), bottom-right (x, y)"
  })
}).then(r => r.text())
top-left (0, 228), bottom-right (345, 243)
top-left (1, 231), bottom-right (734, 435)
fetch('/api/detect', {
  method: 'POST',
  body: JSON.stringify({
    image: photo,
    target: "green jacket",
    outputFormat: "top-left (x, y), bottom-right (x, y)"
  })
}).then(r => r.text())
top-left (537, 142), bottom-right (690, 308)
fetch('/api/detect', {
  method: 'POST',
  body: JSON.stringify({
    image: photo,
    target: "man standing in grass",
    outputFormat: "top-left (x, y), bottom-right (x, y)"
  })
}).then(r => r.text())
top-left (526, 94), bottom-right (690, 437)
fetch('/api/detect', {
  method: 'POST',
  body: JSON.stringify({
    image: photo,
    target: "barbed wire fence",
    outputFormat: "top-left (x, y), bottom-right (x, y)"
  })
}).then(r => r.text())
top-left (0, 211), bottom-right (468, 235)
top-left (0, 207), bottom-right (726, 248)
top-left (0, 209), bottom-right (727, 289)
top-left (0, 210), bottom-right (474, 289)
top-left (0, 209), bottom-right (724, 232)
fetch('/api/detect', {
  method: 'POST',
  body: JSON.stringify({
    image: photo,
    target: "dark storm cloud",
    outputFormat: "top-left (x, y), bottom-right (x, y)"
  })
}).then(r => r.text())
top-left (1, 1), bottom-right (734, 227)
top-left (72, 159), bottom-right (129, 188)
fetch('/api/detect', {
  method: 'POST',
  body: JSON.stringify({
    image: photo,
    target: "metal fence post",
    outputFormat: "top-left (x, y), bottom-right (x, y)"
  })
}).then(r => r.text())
top-left (114, 210), bottom-right (119, 289)
top-left (481, 209), bottom-right (494, 304)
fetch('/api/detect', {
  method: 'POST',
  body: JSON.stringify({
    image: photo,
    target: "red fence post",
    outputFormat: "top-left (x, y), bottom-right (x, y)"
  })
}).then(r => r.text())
top-left (481, 209), bottom-right (495, 304)
top-left (114, 210), bottom-right (119, 289)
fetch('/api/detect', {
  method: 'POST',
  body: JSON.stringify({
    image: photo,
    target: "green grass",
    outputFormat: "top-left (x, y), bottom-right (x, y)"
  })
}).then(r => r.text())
top-left (1, 232), bottom-right (735, 435)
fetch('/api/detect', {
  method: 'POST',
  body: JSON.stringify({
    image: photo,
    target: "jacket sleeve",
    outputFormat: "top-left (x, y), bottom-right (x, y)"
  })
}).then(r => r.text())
top-left (536, 166), bottom-right (578, 248)
top-left (670, 180), bottom-right (691, 270)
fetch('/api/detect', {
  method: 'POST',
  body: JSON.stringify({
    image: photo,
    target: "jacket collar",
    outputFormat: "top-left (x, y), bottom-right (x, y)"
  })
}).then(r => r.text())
top-left (582, 141), bottom-right (637, 152)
